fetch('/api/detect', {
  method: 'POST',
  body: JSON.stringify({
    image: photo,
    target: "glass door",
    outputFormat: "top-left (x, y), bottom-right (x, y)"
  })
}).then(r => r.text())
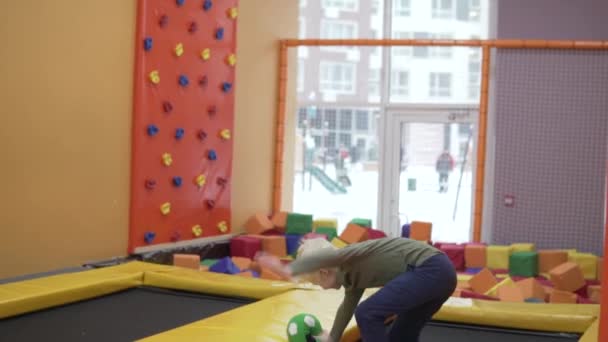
top-left (385, 109), bottom-right (476, 243)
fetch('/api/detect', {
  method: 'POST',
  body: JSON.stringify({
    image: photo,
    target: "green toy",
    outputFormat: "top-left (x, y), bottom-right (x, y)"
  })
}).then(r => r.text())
top-left (286, 313), bottom-right (324, 342)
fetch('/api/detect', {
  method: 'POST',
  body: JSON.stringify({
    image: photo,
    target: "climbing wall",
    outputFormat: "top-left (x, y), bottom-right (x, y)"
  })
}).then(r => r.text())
top-left (128, 0), bottom-right (239, 252)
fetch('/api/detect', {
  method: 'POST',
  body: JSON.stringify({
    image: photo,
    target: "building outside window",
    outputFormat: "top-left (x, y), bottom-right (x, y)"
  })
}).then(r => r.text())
top-left (322, 0), bottom-right (359, 12)
top-left (394, 0), bottom-right (411, 16)
top-left (432, 0), bottom-right (454, 19)
top-left (320, 62), bottom-right (356, 94)
top-left (430, 72), bottom-right (452, 97)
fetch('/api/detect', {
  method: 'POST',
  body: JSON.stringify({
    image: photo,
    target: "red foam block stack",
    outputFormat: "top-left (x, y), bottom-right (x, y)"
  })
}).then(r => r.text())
top-left (441, 244), bottom-right (465, 271)
top-left (230, 235), bottom-right (262, 259)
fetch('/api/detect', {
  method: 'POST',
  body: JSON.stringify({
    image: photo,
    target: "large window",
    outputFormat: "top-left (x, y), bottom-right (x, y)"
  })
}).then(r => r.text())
top-left (430, 72), bottom-right (452, 97)
top-left (322, 0), bottom-right (359, 11)
top-left (294, 0), bottom-right (488, 230)
top-left (320, 62), bottom-right (356, 94)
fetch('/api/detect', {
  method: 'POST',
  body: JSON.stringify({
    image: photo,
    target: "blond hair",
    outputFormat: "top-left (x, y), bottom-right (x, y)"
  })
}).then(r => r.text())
top-left (294, 238), bottom-right (337, 284)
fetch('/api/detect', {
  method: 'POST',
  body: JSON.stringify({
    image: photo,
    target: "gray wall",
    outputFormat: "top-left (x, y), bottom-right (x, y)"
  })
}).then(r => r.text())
top-left (490, 0), bottom-right (608, 254)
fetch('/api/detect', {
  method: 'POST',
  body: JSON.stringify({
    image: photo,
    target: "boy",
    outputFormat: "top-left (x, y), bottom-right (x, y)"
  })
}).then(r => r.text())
top-left (256, 237), bottom-right (456, 342)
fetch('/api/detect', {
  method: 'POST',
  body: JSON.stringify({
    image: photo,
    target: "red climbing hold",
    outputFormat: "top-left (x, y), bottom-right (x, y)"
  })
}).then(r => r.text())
top-left (206, 200), bottom-right (215, 209)
top-left (163, 101), bottom-right (173, 114)
top-left (189, 22), bottom-right (198, 33)
top-left (159, 15), bottom-right (169, 28)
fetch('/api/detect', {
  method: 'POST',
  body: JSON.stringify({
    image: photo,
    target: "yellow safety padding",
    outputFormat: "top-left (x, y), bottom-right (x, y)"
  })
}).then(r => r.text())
top-left (578, 317), bottom-right (599, 342)
top-left (0, 261), bottom-right (171, 319)
top-left (342, 298), bottom-right (599, 341)
top-left (143, 267), bottom-right (297, 300)
top-left (139, 288), bottom-right (361, 342)
top-left (434, 299), bottom-right (599, 334)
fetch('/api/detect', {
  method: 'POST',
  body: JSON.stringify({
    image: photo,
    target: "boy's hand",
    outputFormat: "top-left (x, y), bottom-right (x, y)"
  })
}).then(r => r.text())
top-left (254, 252), bottom-right (292, 280)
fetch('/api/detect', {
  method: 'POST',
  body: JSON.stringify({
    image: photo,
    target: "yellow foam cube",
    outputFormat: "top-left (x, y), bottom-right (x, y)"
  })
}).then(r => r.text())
top-left (511, 243), bottom-right (535, 252)
top-left (487, 245), bottom-right (513, 270)
top-left (331, 237), bottom-right (348, 249)
top-left (485, 276), bottom-right (514, 297)
top-left (314, 218), bottom-right (338, 230)
top-left (568, 252), bottom-right (598, 280)
top-left (563, 249), bottom-right (577, 257)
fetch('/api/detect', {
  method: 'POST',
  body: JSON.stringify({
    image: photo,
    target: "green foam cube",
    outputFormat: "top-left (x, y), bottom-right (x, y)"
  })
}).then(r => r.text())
top-left (509, 251), bottom-right (538, 277)
top-left (286, 213), bottom-right (313, 235)
top-left (315, 227), bottom-right (338, 241)
top-left (350, 218), bottom-right (372, 228)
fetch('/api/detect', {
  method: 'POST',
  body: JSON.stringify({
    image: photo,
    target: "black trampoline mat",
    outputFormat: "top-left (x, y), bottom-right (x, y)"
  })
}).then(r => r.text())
top-left (0, 286), bottom-right (254, 342)
top-left (420, 321), bottom-right (581, 342)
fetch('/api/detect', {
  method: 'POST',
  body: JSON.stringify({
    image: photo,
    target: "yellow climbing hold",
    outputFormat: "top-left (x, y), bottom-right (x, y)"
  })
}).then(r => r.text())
top-left (218, 221), bottom-right (228, 233)
top-left (160, 202), bottom-right (171, 215)
top-left (149, 70), bottom-right (160, 84)
top-left (228, 7), bottom-right (238, 19)
top-left (192, 225), bottom-right (203, 237)
top-left (201, 48), bottom-right (211, 61)
top-left (227, 54), bottom-right (236, 66)
top-left (175, 43), bottom-right (184, 57)
top-left (195, 174), bottom-right (206, 187)
top-left (162, 153), bottom-right (173, 166)
top-left (219, 129), bottom-right (231, 140)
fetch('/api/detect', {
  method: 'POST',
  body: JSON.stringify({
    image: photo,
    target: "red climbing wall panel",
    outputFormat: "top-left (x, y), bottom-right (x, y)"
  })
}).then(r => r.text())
top-left (128, 0), bottom-right (238, 252)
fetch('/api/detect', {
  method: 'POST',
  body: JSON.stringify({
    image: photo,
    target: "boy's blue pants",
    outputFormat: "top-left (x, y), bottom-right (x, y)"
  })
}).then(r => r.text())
top-left (354, 253), bottom-right (457, 341)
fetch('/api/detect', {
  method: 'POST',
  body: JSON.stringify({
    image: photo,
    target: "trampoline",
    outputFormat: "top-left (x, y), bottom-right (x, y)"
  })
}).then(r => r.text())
top-left (0, 262), bottom-right (600, 342)
top-left (0, 286), bottom-right (254, 342)
top-left (420, 321), bottom-right (579, 342)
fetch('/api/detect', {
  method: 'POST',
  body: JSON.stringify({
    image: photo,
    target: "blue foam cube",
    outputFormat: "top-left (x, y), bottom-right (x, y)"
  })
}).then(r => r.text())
top-left (209, 257), bottom-right (240, 275)
top-left (286, 234), bottom-right (302, 256)
top-left (401, 224), bottom-right (410, 238)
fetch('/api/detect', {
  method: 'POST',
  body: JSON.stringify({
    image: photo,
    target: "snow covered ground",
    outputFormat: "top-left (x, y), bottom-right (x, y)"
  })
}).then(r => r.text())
top-left (292, 163), bottom-right (473, 243)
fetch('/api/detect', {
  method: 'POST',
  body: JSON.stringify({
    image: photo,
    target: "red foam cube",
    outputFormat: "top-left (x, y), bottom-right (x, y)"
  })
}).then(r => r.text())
top-left (441, 244), bottom-right (465, 271)
top-left (367, 229), bottom-right (387, 240)
top-left (230, 235), bottom-right (262, 259)
top-left (460, 290), bottom-right (499, 301)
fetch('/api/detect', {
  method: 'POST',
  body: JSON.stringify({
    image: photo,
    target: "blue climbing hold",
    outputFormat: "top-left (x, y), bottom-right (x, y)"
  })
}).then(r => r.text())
top-left (179, 75), bottom-right (189, 87)
top-left (222, 82), bottom-right (232, 93)
top-left (203, 0), bottom-right (212, 11)
top-left (144, 231), bottom-right (156, 244)
top-left (176, 0), bottom-right (185, 6)
top-left (209, 257), bottom-right (240, 275)
top-left (144, 37), bottom-right (153, 51)
top-left (215, 27), bottom-right (224, 40)
top-left (175, 128), bottom-right (185, 140)
top-left (172, 176), bottom-right (183, 187)
top-left (208, 150), bottom-right (217, 160)
top-left (147, 124), bottom-right (159, 136)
